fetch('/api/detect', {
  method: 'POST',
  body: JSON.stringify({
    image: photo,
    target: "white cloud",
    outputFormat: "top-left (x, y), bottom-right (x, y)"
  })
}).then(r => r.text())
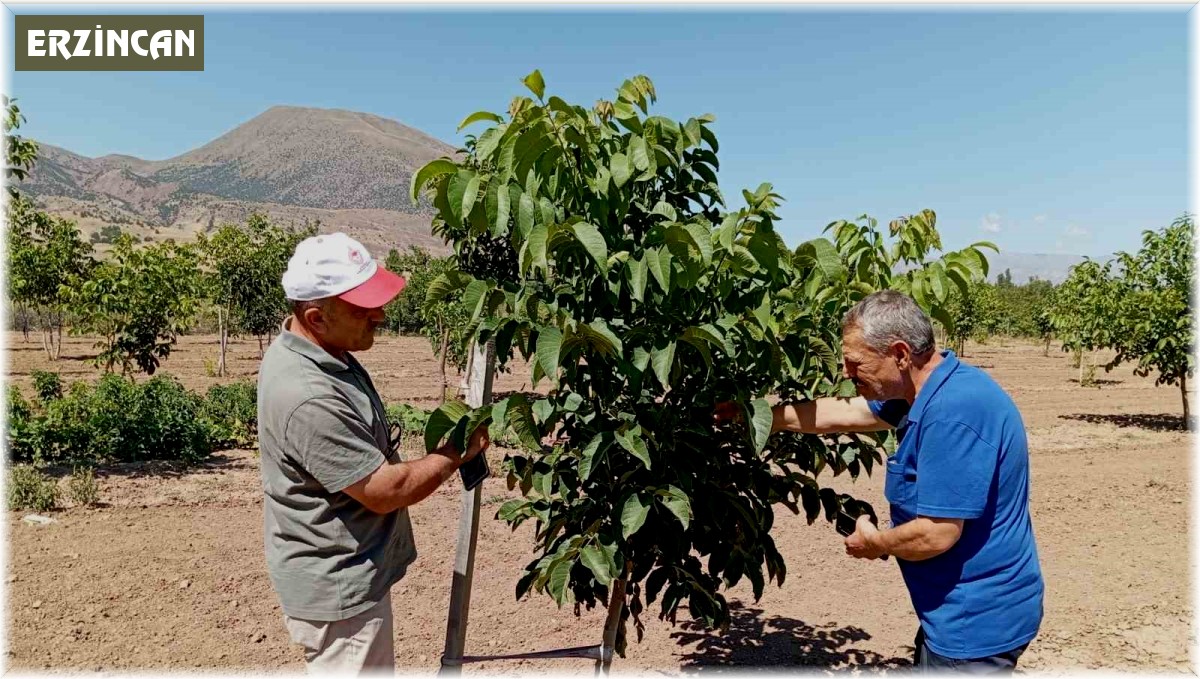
top-left (980, 212), bottom-right (1002, 233)
top-left (1065, 224), bottom-right (1089, 237)
top-left (1033, 214), bottom-right (1047, 224)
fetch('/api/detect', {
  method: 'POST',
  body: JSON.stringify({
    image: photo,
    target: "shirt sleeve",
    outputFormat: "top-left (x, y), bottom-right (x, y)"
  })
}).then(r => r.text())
top-left (915, 419), bottom-right (998, 519)
top-left (867, 399), bottom-right (910, 428)
top-left (284, 397), bottom-right (386, 493)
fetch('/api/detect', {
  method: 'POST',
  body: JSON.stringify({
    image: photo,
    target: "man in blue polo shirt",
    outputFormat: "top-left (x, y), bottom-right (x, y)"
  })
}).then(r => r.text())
top-left (716, 290), bottom-right (1043, 672)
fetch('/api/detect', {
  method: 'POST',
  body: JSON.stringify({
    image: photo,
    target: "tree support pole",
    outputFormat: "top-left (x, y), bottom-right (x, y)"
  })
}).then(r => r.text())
top-left (595, 572), bottom-right (628, 677)
top-left (440, 339), bottom-right (495, 676)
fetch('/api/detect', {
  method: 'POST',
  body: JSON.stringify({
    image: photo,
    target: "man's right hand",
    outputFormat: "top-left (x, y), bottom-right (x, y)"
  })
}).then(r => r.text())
top-left (461, 425), bottom-right (490, 464)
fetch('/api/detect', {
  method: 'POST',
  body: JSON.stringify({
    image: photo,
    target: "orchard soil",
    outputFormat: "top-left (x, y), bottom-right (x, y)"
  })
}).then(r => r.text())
top-left (5, 332), bottom-right (1193, 673)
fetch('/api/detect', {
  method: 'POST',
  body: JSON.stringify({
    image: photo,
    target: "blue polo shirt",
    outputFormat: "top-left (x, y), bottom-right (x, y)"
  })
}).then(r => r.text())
top-left (868, 350), bottom-right (1043, 659)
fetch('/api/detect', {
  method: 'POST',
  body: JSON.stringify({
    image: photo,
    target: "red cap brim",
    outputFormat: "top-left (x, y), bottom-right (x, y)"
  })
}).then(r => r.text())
top-left (338, 267), bottom-right (407, 309)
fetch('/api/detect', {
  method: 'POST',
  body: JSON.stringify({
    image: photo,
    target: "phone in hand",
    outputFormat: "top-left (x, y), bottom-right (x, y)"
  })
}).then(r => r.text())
top-left (458, 450), bottom-right (489, 490)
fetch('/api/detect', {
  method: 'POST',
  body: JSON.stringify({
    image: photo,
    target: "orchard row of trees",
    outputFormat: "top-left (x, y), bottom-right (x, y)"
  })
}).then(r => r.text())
top-left (1046, 216), bottom-right (1195, 418)
top-left (4, 97), bottom-right (470, 379)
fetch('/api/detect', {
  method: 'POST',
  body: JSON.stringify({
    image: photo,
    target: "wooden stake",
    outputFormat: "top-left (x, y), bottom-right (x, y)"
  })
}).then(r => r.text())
top-left (595, 570), bottom-right (628, 677)
top-left (440, 339), bottom-right (495, 675)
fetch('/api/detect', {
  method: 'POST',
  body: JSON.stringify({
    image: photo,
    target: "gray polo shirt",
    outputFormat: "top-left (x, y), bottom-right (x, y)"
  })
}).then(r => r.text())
top-left (257, 320), bottom-right (417, 621)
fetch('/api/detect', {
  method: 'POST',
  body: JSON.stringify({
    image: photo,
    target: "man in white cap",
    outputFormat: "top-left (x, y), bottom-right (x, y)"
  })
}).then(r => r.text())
top-left (257, 232), bottom-right (489, 673)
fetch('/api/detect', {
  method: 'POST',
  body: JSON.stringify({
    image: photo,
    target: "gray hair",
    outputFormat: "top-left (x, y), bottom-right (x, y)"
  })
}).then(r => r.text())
top-left (841, 290), bottom-right (935, 356)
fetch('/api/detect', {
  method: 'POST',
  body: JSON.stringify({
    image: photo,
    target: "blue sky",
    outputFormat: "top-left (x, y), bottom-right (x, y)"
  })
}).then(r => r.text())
top-left (6, 7), bottom-right (1189, 257)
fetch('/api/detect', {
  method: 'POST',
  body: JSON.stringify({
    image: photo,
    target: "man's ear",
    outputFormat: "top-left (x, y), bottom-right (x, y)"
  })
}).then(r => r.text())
top-left (300, 305), bottom-right (327, 333)
top-left (891, 341), bottom-right (913, 370)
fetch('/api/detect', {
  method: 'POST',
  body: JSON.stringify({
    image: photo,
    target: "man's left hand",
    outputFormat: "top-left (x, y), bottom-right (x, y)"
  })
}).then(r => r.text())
top-left (844, 515), bottom-right (887, 560)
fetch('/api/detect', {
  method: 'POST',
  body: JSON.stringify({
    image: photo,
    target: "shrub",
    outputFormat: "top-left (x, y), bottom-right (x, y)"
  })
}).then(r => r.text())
top-left (203, 381), bottom-right (258, 447)
top-left (11, 374), bottom-right (216, 467)
top-left (6, 385), bottom-right (36, 461)
top-left (31, 370), bottom-right (63, 403)
top-left (8, 464), bottom-right (58, 512)
top-left (66, 466), bottom-right (100, 507)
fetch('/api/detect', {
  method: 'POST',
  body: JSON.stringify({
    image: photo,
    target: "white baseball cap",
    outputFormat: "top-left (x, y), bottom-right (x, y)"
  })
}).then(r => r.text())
top-left (282, 232), bottom-right (407, 308)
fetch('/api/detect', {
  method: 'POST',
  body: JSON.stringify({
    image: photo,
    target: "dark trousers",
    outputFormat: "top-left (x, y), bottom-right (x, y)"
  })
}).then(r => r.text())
top-left (913, 628), bottom-right (1029, 673)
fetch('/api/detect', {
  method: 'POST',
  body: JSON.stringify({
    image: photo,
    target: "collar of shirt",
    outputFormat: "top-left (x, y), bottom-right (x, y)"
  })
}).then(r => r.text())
top-left (907, 349), bottom-right (961, 425)
top-left (278, 317), bottom-right (353, 374)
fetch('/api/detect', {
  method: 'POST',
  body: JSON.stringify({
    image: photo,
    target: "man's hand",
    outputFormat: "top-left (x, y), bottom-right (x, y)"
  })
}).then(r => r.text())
top-left (845, 515), bottom-right (887, 560)
top-left (712, 401), bottom-right (743, 425)
top-left (461, 425), bottom-right (490, 465)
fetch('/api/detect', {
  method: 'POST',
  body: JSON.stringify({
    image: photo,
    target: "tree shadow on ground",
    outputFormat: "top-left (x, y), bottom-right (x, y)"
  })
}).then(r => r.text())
top-left (1059, 413), bottom-right (1187, 433)
top-left (1067, 378), bottom-right (1123, 387)
top-left (671, 602), bottom-right (911, 672)
top-left (37, 449), bottom-right (254, 481)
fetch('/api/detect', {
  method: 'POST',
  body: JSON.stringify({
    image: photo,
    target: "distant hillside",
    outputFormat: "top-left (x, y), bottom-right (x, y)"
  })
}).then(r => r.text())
top-left (16, 105), bottom-right (459, 256)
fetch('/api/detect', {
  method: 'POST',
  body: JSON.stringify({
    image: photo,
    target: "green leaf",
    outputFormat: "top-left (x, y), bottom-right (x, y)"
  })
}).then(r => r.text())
top-left (547, 556), bottom-right (572, 606)
top-left (749, 399), bottom-right (773, 454)
top-left (447, 170), bottom-right (477, 225)
top-left (457, 110), bottom-right (504, 131)
top-left (527, 221), bottom-right (549, 273)
top-left (682, 222), bottom-right (714, 264)
top-left (650, 342), bottom-right (676, 388)
top-left (630, 135), bottom-right (651, 171)
top-left (517, 192), bottom-right (537, 239)
top-left (494, 182), bottom-right (511, 235)
top-left (632, 346), bottom-right (651, 373)
top-left (628, 255), bottom-right (648, 303)
top-left (585, 320), bottom-right (623, 356)
top-left (717, 213), bottom-right (739, 250)
top-left (611, 152), bottom-right (633, 188)
top-left (570, 222), bottom-right (609, 274)
top-left (578, 433), bottom-right (607, 481)
top-left (927, 262), bottom-right (947, 301)
top-left (616, 429), bottom-right (651, 470)
top-left (452, 405), bottom-right (493, 453)
top-left (646, 248), bottom-right (671, 292)
top-left (651, 201), bottom-right (678, 222)
top-left (424, 400), bottom-right (470, 453)
top-left (522, 69), bottom-right (546, 100)
top-left (684, 118), bottom-right (702, 148)
top-left (461, 279), bottom-right (492, 321)
top-left (658, 485), bottom-right (692, 529)
top-left (410, 158), bottom-right (457, 205)
top-left (580, 545), bottom-right (614, 586)
top-left (536, 326), bottom-right (563, 383)
top-left (621, 493), bottom-right (651, 538)
top-left (799, 237), bottom-right (845, 281)
top-left (502, 394), bottom-right (540, 450)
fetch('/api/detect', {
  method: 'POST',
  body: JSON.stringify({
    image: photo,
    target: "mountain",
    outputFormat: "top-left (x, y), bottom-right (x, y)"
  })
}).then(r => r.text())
top-left (16, 106), bottom-right (459, 255)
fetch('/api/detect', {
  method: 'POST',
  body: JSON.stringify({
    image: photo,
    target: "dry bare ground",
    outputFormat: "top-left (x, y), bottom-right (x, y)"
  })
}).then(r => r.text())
top-left (4, 332), bottom-right (1193, 673)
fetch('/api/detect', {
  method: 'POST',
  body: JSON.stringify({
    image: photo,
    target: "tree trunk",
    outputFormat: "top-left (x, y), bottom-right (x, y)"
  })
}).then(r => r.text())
top-left (1182, 374), bottom-right (1190, 424)
top-left (217, 307), bottom-right (227, 377)
top-left (439, 328), bottom-right (451, 405)
top-left (19, 304), bottom-right (30, 342)
top-left (258, 336), bottom-right (265, 359)
top-left (41, 327), bottom-right (52, 361)
top-left (52, 315), bottom-right (63, 361)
